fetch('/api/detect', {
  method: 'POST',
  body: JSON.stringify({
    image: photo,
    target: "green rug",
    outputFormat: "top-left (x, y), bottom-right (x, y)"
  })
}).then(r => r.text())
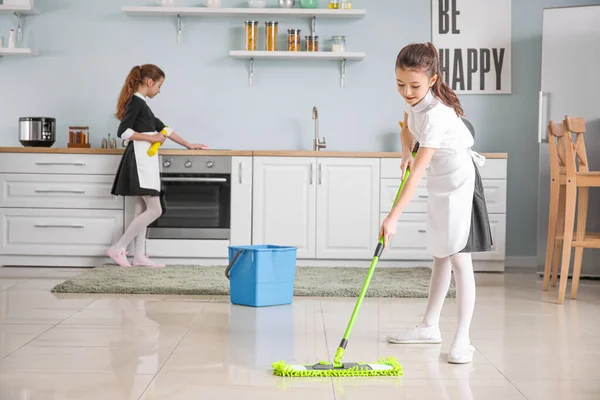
top-left (51, 265), bottom-right (456, 298)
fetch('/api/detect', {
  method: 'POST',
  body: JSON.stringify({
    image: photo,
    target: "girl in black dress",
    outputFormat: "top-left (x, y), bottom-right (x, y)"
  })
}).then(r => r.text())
top-left (107, 64), bottom-right (208, 267)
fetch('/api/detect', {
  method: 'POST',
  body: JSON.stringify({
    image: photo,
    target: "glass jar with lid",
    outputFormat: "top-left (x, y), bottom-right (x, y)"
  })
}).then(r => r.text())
top-left (265, 21), bottom-right (279, 51)
top-left (331, 35), bottom-right (346, 52)
top-left (340, 0), bottom-right (352, 9)
top-left (245, 21), bottom-right (258, 51)
top-left (288, 29), bottom-right (301, 51)
top-left (306, 34), bottom-right (319, 52)
top-left (328, 0), bottom-right (339, 9)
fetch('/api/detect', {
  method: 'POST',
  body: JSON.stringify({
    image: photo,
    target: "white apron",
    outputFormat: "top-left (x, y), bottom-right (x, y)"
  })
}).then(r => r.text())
top-left (426, 148), bottom-right (485, 258)
top-left (133, 131), bottom-right (161, 192)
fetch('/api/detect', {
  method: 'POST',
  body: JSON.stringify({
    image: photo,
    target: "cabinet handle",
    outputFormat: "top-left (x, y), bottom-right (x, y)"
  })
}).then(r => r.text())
top-left (418, 229), bottom-right (427, 233)
top-left (310, 163), bottom-right (313, 185)
top-left (35, 189), bottom-right (85, 194)
top-left (318, 164), bottom-right (322, 185)
top-left (238, 162), bottom-right (243, 184)
top-left (35, 162), bottom-right (86, 166)
top-left (418, 194), bottom-right (429, 199)
top-left (34, 224), bottom-right (84, 229)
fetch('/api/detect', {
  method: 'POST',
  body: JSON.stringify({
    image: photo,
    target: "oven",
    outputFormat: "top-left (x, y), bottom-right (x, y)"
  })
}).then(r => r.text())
top-left (147, 155), bottom-right (232, 240)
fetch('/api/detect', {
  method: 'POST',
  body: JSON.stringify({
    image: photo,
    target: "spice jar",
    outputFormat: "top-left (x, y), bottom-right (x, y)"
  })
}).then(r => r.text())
top-left (306, 34), bottom-right (319, 52)
top-left (287, 29), bottom-right (301, 51)
top-left (245, 21), bottom-right (258, 51)
top-left (328, 0), bottom-right (339, 9)
top-left (340, 0), bottom-right (352, 9)
top-left (265, 21), bottom-right (279, 51)
top-left (331, 35), bottom-right (346, 52)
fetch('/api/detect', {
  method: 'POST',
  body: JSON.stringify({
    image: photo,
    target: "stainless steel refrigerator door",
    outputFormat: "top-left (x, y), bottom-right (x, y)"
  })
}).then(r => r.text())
top-left (538, 5), bottom-right (600, 277)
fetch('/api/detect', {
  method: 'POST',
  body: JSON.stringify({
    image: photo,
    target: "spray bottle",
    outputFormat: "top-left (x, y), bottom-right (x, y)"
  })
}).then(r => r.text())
top-left (147, 127), bottom-right (169, 157)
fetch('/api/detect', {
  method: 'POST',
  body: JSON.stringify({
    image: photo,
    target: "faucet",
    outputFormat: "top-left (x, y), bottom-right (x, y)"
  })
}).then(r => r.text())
top-left (312, 106), bottom-right (326, 151)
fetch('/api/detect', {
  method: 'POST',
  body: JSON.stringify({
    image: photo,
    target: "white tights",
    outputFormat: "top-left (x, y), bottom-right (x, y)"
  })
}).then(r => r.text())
top-left (418, 253), bottom-right (476, 347)
top-left (113, 196), bottom-right (162, 258)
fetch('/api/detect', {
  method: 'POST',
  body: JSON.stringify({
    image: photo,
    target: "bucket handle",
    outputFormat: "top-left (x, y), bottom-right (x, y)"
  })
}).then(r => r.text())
top-left (225, 249), bottom-right (243, 280)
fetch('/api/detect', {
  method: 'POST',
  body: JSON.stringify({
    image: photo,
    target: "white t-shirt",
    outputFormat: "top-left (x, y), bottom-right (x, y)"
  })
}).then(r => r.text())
top-left (405, 90), bottom-right (474, 150)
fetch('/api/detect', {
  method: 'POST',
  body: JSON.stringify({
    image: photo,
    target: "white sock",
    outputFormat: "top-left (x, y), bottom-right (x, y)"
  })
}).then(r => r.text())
top-left (113, 196), bottom-right (162, 251)
top-left (418, 256), bottom-right (452, 329)
top-left (450, 252), bottom-right (476, 348)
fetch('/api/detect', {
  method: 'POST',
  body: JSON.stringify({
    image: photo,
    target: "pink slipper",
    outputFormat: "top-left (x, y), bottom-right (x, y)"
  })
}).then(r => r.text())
top-left (132, 256), bottom-right (165, 268)
top-left (106, 247), bottom-right (131, 267)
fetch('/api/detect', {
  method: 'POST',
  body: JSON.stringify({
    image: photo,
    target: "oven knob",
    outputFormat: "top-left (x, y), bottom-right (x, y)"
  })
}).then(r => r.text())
top-left (163, 160), bottom-right (171, 168)
top-left (206, 161), bottom-right (214, 168)
top-left (185, 160), bottom-right (192, 168)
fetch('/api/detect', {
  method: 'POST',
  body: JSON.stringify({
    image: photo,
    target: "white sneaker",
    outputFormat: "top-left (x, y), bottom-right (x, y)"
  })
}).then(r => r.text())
top-left (448, 344), bottom-right (475, 364)
top-left (386, 326), bottom-right (442, 344)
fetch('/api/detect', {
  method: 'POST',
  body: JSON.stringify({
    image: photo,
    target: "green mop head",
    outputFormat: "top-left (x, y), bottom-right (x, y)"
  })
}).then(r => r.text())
top-left (272, 357), bottom-right (403, 377)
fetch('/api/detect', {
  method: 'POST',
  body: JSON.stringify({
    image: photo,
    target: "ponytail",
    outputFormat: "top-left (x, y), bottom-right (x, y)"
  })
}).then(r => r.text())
top-left (396, 42), bottom-right (464, 117)
top-left (115, 64), bottom-right (165, 120)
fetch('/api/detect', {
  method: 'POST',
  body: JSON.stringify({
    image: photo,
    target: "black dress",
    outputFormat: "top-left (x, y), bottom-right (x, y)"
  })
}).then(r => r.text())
top-left (111, 94), bottom-right (168, 197)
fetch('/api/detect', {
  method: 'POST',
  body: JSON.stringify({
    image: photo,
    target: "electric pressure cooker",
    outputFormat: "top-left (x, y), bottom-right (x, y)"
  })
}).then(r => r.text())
top-left (18, 117), bottom-right (56, 147)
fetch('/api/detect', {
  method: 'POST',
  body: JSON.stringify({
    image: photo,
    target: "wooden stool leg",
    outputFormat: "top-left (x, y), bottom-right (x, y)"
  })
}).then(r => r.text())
top-left (558, 182), bottom-right (576, 304)
top-left (552, 186), bottom-right (566, 287)
top-left (543, 180), bottom-right (560, 291)
top-left (571, 187), bottom-right (588, 299)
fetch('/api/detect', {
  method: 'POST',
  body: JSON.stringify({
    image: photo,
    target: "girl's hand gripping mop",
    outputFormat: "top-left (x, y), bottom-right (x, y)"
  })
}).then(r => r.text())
top-left (272, 146), bottom-right (418, 378)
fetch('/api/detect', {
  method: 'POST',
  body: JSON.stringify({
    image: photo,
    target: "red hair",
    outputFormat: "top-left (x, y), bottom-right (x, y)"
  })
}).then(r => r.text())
top-left (396, 42), bottom-right (463, 117)
top-left (115, 64), bottom-right (165, 120)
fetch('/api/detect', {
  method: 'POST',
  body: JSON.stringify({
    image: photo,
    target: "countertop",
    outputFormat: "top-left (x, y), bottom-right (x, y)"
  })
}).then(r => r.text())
top-left (0, 147), bottom-right (508, 159)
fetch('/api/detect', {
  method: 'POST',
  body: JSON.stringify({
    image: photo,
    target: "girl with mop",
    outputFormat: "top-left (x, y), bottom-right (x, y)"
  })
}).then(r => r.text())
top-left (380, 42), bottom-right (493, 364)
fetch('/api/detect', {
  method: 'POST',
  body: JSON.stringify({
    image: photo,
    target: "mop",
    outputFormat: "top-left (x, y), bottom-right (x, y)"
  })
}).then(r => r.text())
top-left (273, 143), bottom-right (418, 378)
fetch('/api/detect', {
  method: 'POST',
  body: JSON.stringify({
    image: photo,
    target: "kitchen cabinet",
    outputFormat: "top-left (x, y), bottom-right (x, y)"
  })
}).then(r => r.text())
top-left (230, 156), bottom-right (253, 246)
top-left (252, 157), bottom-right (317, 259)
top-left (315, 158), bottom-right (380, 259)
top-left (252, 157), bottom-right (380, 260)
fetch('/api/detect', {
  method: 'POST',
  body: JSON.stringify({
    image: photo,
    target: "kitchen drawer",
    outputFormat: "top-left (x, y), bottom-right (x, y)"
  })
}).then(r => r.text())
top-left (0, 174), bottom-right (123, 210)
top-left (380, 213), bottom-right (506, 261)
top-left (472, 213), bottom-right (506, 261)
top-left (380, 178), bottom-right (429, 213)
top-left (379, 213), bottom-right (429, 260)
top-left (0, 208), bottom-right (124, 256)
top-left (380, 178), bottom-right (507, 214)
top-left (0, 153), bottom-right (121, 175)
top-left (381, 157), bottom-right (506, 180)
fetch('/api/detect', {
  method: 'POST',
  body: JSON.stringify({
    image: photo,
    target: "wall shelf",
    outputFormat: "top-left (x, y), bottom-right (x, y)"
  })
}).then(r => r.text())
top-left (0, 48), bottom-right (38, 57)
top-left (122, 6), bottom-right (366, 43)
top-left (121, 6), bottom-right (365, 18)
top-left (0, 5), bottom-right (39, 15)
top-left (229, 51), bottom-right (365, 88)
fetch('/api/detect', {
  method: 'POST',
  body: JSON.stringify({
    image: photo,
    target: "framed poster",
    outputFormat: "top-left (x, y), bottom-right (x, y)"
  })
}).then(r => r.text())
top-left (432, 0), bottom-right (511, 94)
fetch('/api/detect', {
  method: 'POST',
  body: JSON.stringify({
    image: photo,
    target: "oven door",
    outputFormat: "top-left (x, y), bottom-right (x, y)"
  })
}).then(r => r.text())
top-left (147, 173), bottom-right (231, 240)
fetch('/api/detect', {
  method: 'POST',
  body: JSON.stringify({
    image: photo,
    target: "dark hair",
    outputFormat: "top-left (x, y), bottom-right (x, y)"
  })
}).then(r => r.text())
top-left (395, 42), bottom-right (463, 117)
top-left (116, 64), bottom-right (165, 120)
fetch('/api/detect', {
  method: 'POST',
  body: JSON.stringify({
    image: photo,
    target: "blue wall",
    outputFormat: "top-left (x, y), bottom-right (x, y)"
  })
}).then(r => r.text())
top-left (2, 0), bottom-right (600, 258)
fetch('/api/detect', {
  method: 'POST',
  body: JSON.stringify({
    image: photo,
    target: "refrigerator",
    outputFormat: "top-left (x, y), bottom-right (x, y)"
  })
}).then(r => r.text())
top-left (537, 5), bottom-right (600, 278)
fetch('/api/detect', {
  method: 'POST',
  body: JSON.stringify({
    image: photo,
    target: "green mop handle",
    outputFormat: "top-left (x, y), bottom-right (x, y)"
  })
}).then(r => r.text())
top-left (332, 146), bottom-right (418, 367)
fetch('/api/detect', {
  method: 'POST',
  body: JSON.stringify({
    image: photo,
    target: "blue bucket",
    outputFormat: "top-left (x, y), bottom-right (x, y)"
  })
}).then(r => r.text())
top-left (225, 245), bottom-right (297, 307)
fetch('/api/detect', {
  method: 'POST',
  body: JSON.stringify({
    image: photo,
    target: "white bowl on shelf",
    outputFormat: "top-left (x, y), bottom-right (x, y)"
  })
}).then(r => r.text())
top-left (248, 0), bottom-right (267, 8)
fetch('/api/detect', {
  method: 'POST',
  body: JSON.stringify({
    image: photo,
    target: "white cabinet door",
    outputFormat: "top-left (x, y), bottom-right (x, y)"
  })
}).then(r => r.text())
top-left (316, 158), bottom-right (380, 259)
top-left (252, 157), bottom-right (316, 259)
top-left (0, 208), bottom-right (124, 256)
top-left (472, 213), bottom-right (506, 261)
top-left (230, 156), bottom-right (253, 246)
